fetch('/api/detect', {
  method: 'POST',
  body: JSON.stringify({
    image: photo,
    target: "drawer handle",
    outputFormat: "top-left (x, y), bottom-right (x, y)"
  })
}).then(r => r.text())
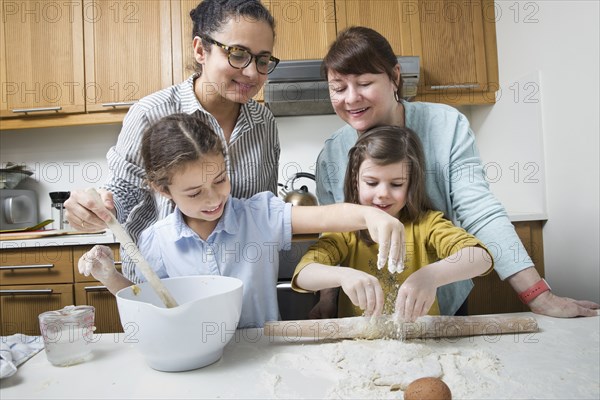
top-left (276, 282), bottom-right (292, 289)
top-left (102, 102), bottom-right (136, 108)
top-left (0, 264), bottom-right (54, 270)
top-left (430, 84), bottom-right (480, 90)
top-left (0, 289), bottom-right (53, 295)
top-left (84, 285), bottom-right (108, 292)
top-left (11, 106), bottom-right (62, 114)
top-left (114, 261), bottom-right (122, 266)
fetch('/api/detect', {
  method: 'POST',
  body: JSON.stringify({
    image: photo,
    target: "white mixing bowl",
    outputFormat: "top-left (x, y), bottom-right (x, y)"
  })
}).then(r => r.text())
top-left (116, 275), bottom-right (243, 372)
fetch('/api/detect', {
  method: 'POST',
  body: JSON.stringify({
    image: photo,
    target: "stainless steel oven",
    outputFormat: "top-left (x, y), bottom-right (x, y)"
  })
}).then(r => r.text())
top-left (277, 240), bottom-right (319, 320)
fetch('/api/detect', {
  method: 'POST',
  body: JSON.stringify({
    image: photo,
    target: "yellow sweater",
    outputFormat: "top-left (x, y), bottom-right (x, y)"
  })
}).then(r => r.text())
top-left (292, 211), bottom-right (493, 317)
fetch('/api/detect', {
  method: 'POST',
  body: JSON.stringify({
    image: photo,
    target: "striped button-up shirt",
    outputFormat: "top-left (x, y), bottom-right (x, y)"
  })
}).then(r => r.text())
top-left (105, 75), bottom-right (280, 281)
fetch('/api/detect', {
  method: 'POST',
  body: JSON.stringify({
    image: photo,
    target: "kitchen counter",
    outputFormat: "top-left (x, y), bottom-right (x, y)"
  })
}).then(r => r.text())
top-left (0, 230), bottom-right (116, 249)
top-left (1, 313), bottom-right (598, 399)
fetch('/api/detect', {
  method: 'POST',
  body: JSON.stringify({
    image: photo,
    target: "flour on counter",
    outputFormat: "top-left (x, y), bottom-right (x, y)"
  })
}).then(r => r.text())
top-left (261, 339), bottom-right (507, 399)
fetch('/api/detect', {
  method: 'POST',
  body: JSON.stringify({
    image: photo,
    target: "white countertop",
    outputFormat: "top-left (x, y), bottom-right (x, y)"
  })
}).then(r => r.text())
top-left (0, 230), bottom-right (116, 249)
top-left (508, 212), bottom-right (548, 222)
top-left (1, 313), bottom-right (598, 399)
top-left (0, 212), bottom-right (545, 250)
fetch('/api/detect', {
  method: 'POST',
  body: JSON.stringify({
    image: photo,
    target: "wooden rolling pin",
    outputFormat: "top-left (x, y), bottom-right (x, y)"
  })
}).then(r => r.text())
top-left (264, 314), bottom-right (538, 340)
top-left (86, 189), bottom-right (178, 308)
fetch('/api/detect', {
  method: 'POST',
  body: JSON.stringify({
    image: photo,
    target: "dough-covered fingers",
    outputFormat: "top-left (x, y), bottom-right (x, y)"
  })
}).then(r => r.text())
top-left (377, 241), bottom-right (388, 270)
top-left (386, 226), bottom-right (405, 273)
top-left (340, 271), bottom-right (383, 315)
top-left (77, 245), bottom-right (116, 280)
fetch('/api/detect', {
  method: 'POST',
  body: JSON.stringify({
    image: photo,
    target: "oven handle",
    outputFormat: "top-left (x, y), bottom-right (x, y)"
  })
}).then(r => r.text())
top-left (276, 282), bottom-right (292, 289)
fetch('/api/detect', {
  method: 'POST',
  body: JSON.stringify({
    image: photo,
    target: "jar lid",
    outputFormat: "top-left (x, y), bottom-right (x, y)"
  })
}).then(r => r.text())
top-left (39, 305), bottom-right (95, 323)
top-left (49, 191), bottom-right (70, 203)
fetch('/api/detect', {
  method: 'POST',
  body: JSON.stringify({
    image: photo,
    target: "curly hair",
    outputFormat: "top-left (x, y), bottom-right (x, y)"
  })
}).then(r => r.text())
top-left (189, 0), bottom-right (275, 74)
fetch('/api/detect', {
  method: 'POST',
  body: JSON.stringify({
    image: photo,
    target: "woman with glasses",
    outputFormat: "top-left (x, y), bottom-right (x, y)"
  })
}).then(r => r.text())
top-left (65, 0), bottom-right (281, 282)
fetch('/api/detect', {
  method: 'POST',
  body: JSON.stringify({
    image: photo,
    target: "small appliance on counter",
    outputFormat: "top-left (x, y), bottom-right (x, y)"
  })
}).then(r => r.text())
top-left (49, 191), bottom-right (71, 230)
top-left (0, 189), bottom-right (39, 230)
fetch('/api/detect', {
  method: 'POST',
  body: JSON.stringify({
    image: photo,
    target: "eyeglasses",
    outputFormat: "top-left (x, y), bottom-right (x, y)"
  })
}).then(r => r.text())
top-left (200, 36), bottom-right (280, 75)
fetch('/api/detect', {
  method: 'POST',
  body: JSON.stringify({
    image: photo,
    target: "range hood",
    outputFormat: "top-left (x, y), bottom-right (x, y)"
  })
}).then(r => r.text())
top-left (264, 56), bottom-right (419, 117)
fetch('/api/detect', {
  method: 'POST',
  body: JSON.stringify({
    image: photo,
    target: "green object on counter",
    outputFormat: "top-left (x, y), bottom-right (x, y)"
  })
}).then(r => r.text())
top-left (0, 219), bottom-right (53, 233)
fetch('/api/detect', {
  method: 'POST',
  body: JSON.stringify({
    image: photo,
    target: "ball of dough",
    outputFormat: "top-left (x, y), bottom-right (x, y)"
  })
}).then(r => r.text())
top-left (404, 377), bottom-right (452, 400)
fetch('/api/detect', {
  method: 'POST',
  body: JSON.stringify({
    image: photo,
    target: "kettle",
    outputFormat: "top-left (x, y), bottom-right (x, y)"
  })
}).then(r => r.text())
top-left (280, 172), bottom-right (318, 206)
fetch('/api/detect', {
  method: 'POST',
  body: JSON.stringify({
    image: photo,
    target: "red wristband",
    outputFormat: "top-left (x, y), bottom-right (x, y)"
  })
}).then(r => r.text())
top-left (518, 279), bottom-right (551, 304)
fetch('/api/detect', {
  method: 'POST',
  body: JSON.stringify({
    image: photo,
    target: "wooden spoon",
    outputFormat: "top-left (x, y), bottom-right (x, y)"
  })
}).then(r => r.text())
top-left (86, 188), bottom-right (178, 308)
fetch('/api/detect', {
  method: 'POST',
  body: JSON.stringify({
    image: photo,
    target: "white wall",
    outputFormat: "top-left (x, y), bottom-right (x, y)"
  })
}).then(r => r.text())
top-left (470, 0), bottom-right (599, 302)
top-left (0, 124), bottom-right (120, 221)
top-left (1, 1), bottom-right (597, 302)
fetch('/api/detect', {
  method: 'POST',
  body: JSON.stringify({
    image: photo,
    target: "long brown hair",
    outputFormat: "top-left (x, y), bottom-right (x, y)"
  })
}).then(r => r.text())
top-left (141, 113), bottom-right (225, 193)
top-left (322, 26), bottom-right (402, 101)
top-left (344, 126), bottom-right (432, 244)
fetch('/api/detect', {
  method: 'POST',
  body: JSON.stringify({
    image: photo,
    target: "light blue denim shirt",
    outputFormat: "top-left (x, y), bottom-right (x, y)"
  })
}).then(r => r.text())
top-left (316, 101), bottom-right (532, 315)
top-left (136, 192), bottom-right (293, 328)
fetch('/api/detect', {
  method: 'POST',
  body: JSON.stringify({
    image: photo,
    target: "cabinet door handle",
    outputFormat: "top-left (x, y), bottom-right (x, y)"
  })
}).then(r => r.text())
top-left (84, 285), bottom-right (108, 292)
top-left (0, 289), bottom-right (53, 295)
top-left (430, 84), bottom-right (480, 90)
top-left (102, 102), bottom-right (136, 108)
top-left (11, 106), bottom-right (62, 114)
top-left (276, 282), bottom-right (292, 289)
top-left (114, 261), bottom-right (122, 266)
top-left (0, 264), bottom-right (54, 270)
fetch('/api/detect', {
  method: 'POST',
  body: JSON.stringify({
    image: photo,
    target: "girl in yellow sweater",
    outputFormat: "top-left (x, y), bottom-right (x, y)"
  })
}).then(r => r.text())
top-left (292, 126), bottom-right (493, 322)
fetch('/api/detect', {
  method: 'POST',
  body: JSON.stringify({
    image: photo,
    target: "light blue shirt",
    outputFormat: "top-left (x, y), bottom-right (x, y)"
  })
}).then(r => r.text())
top-left (136, 192), bottom-right (293, 328)
top-left (316, 101), bottom-right (532, 315)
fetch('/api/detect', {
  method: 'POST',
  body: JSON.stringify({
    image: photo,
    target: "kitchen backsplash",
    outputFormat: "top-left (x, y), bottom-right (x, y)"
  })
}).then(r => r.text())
top-left (0, 115), bottom-right (344, 222)
top-left (0, 105), bottom-right (546, 223)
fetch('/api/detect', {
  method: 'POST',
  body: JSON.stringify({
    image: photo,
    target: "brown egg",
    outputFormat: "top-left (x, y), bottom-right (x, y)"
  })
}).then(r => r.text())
top-left (404, 377), bottom-right (452, 400)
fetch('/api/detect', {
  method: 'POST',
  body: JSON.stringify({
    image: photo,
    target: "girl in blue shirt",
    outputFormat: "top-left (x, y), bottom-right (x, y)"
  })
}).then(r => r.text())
top-left (78, 113), bottom-right (403, 328)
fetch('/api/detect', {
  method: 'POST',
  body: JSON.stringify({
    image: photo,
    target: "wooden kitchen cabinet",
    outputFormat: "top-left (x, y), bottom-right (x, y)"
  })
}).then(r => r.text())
top-left (0, 246), bottom-right (75, 335)
top-left (73, 244), bottom-right (123, 333)
top-left (83, 0), bottom-right (173, 113)
top-left (172, 0), bottom-right (201, 84)
top-left (337, 0), bottom-right (499, 105)
top-left (335, 0), bottom-right (413, 56)
top-left (1, 0), bottom-right (175, 130)
top-left (0, 0), bottom-right (86, 118)
top-left (0, 284), bottom-right (74, 336)
top-left (264, 0), bottom-right (337, 61)
top-left (468, 220), bottom-right (546, 315)
top-left (0, 243), bottom-right (124, 335)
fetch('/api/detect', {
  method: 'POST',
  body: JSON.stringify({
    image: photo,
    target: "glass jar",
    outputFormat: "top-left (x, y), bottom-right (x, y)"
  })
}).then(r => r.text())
top-left (38, 305), bottom-right (96, 367)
